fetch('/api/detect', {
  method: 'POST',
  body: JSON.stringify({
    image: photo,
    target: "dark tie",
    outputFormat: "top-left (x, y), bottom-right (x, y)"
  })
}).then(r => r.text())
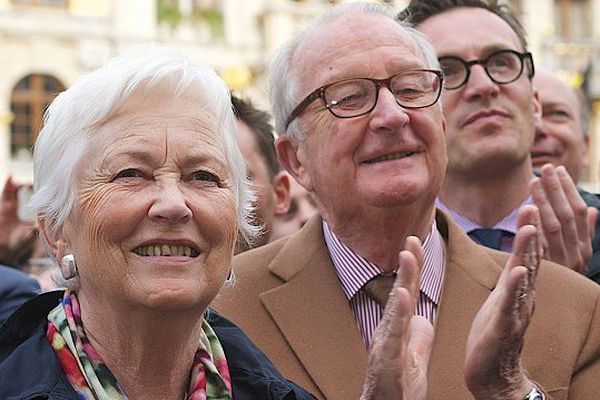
top-left (468, 228), bottom-right (514, 250)
top-left (363, 274), bottom-right (397, 307)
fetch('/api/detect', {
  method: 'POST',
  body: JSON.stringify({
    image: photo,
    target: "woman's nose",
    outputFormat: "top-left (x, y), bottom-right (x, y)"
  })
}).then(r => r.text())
top-left (148, 183), bottom-right (192, 224)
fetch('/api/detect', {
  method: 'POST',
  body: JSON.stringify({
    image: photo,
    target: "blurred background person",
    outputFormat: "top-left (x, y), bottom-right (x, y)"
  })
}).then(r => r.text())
top-left (269, 172), bottom-right (317, 242)
top-left (0, 176), bottom-right (55, 291)
top-left (233, 95), bottom-right (310, 251)
top-left (532, 68), bottom-right (600, 283)
top-left (532, 68), bottom-right (590, 183)
top-left (0, 176), bottom-right (36, 268)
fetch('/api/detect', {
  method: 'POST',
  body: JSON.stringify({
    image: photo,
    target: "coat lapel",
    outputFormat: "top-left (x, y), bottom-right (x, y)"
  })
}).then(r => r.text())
top-left (427, 211), bottom-right (503, 399)
top-left (259, 216), bottom-right (368, 400)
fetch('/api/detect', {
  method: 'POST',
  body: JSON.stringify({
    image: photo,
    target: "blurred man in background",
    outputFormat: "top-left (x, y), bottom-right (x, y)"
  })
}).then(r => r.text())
top-left (532, 68), bottom-right (600, 282)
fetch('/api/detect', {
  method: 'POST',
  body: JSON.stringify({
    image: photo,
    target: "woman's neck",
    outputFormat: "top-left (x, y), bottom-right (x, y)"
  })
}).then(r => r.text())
top-left (77, 293), bottom-right (205, 399)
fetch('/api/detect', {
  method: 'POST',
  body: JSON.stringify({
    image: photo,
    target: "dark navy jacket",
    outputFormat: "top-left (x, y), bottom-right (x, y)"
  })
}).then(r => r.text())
top-left (580, 188), bottom-right (600, 284)
top-left (0, 291), bottom-right (315, 400)
top-left (0, 264), bottom-right (39, 325)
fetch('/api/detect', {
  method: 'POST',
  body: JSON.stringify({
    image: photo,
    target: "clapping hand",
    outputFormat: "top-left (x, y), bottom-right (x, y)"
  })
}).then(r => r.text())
top-left (530, 164), bottom-right (596, 274)
top-left (360, 236), bottom-right (434, 400)
top-left (465, 205), bottom-right (544, 400)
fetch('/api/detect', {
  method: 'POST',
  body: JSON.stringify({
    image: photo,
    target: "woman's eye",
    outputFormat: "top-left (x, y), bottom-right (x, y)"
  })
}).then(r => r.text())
top-left (194, 170), bottom-right (220, 183)
top-left (113, 168), bottom-right (142, 180)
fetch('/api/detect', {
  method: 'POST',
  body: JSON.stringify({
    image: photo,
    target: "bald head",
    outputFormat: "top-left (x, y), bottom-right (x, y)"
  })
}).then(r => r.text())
top-left (531, 68), bottom-right (589, 183)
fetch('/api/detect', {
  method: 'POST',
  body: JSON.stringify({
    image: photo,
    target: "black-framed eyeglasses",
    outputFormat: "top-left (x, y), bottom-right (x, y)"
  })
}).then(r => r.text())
top-left (439, 49), bottom-right (534, 90)
top-left (285, 69), bottom-right (443, 129)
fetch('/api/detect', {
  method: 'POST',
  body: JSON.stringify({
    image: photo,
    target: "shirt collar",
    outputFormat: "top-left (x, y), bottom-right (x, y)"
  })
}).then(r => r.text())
top-left (435, 196), bottom-right (533, 234)
top-left (323, 220), bottom-right (445, 305)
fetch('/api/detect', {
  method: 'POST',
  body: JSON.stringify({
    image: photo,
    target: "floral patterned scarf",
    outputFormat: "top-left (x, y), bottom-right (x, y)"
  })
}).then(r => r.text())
top-left (46, 291), bottom-right (232, 399)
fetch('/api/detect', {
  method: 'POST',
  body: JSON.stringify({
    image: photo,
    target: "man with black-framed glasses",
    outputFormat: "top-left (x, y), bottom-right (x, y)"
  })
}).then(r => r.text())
top-left (400, 0), bottom-right (598, 279)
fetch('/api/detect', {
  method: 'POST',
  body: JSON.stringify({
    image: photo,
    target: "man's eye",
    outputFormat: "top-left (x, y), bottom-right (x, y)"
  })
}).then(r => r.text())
top-left (545, 109), bottom-right (570, 120)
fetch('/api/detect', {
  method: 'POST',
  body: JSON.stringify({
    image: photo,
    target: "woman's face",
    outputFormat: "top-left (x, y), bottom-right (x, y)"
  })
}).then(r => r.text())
top-left (57, 89), bottom-right (238, 312)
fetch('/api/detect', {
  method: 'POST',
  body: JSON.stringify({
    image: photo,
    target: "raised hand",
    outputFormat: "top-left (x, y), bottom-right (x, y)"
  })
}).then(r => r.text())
top-left (361, 236), bottom-right (434, 400)
top-left (465, 205), bottom-right (545, 400)
top-left (0, 176), bottom-right (36, 266)
top-left (530, 164), bottom-right (596, 274)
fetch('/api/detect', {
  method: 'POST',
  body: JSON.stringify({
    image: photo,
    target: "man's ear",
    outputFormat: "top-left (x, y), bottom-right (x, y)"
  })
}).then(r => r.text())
top-left (532, 88), bottom-right (542, 128)
top-left (582, 134), bottom-right (590, 168)
top-left (37, 217), bottom-right (69, 260)
top-left (275, 134), bottom-right (314, 192)
top-left (272, 171), bottom-right (291, 216)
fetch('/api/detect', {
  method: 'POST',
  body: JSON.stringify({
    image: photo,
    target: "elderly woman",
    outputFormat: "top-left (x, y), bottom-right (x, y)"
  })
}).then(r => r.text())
top-left (0, 45), bottom-right (318, 400)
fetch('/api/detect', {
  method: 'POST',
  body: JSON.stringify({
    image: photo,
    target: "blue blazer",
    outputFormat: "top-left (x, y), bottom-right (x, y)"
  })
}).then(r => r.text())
top-left (0, 264), bottom-right (39, 324)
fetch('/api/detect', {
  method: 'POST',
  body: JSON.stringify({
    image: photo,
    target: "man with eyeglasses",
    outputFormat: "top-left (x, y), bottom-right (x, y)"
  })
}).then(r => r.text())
top-left (399, 0), bottom-right (597, 278)
top-left (214, 2), bottom-right (600, 400)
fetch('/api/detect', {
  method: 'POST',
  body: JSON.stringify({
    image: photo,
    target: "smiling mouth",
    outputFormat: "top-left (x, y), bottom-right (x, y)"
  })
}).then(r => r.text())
top-left (364, 151), bottom-right (415, 164)
top-left (133, 244), bottom-right (199, 257)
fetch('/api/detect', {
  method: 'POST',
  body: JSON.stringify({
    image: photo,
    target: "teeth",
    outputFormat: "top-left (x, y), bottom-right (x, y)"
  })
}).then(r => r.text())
top-left (134, 244), bottom-right (198, 257)
top-left (366, 152), bottom-right (414, 164)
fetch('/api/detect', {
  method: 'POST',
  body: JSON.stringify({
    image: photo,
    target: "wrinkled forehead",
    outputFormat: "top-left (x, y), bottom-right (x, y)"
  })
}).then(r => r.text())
top-left (291, 13), bottom-right (426, 92)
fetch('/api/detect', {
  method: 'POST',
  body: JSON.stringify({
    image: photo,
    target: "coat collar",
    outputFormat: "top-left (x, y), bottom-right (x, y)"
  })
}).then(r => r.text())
top-left (259, 211), bottom-right (504, 399)
top-left (260, 215), bottom-right (369, 400)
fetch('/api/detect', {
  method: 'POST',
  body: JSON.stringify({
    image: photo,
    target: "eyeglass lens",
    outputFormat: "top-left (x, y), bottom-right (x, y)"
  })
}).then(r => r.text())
top-left (440, 51), bottom-right (525, 90)
top-left (324, 71), bottom-right (441, 118)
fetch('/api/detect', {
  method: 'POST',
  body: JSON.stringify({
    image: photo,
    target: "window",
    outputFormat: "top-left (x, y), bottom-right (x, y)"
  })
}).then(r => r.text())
top-left (10, 74), bottom-right (65, 158)
top-left (554, 0), bottom-right (592, 40)
top-left (11, 0), bottom-right (68, 7)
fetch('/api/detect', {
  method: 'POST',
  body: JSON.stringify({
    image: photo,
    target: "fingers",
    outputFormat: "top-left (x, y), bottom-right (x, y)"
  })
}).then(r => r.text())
top-left (407, 315), bottom-right (434, 370)
top-left (588, 207), bottom-right (598, 243)
top-left (530, 164), bottom-right (591, 273)
top-left (392, 236), bottom-right (423, 311)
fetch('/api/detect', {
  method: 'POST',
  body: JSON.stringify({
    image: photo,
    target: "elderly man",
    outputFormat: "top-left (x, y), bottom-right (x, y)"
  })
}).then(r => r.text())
top-left (532, 69), bottom-right (590, 183)
top-left (400, 0), bottom-right (597, 278)
top-left (215, 2), bottom-right (600, 400)
top-left (531, 69), bottom-right (600, 282)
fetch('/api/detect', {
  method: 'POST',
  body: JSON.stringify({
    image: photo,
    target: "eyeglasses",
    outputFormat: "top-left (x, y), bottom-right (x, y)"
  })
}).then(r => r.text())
top-left (438, 50), bottom-right (534, 90)
top-left (285, 69), bottom-right (443, 129)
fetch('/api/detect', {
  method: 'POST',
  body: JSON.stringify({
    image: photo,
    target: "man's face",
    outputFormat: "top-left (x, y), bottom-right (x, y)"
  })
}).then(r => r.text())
top-left (279, 14), bottom-right (447, 224)
top-left (531, 69), bottom-right (588, 183)
top-left (236, 120), bottom-right (276, 247)
top-left (418, 7), bottom-right (540, 177)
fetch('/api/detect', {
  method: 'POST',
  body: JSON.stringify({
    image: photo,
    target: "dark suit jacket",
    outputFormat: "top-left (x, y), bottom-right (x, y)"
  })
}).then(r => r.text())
top-left (578, 187), bottom-right (600, 283)
top-left (213, 210), bottom-right (600, 400)
top-left (0, 264), bottom-right (39, 324)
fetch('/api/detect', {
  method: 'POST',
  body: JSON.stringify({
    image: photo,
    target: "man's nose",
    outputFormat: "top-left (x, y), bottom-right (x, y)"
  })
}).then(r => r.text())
top-left (462, 65), bottom-right (500, 99)
top-left (369, 87), bottom-right (410, 131)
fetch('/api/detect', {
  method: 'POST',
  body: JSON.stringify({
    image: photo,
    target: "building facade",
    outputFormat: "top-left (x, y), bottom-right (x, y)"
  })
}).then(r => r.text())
top-left (1, 0), bottom-right (600, 189)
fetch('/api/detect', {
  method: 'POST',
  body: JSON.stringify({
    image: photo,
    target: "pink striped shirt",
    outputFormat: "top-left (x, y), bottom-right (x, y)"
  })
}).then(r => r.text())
top-left (323, 220), bottom-right (445, 348)
top-left (436, 196), bottom-right (533, 252)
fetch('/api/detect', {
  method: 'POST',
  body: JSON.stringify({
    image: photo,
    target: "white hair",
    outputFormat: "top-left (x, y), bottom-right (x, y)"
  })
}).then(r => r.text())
top-left (269, 1), bottom-right (441, 141)
top-left (31, 44), bottom-right (258, 274)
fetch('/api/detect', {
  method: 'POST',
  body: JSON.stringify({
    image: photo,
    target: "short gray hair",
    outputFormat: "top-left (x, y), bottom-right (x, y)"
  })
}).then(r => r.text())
top-left (32, 44), bottom-right (257, 285)
top-left (269, 1), bottom-right (440, 141)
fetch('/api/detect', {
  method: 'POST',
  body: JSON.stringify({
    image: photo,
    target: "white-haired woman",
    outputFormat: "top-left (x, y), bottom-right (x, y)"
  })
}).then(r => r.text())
top-left (0, 44), bottom-right (317, 400)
